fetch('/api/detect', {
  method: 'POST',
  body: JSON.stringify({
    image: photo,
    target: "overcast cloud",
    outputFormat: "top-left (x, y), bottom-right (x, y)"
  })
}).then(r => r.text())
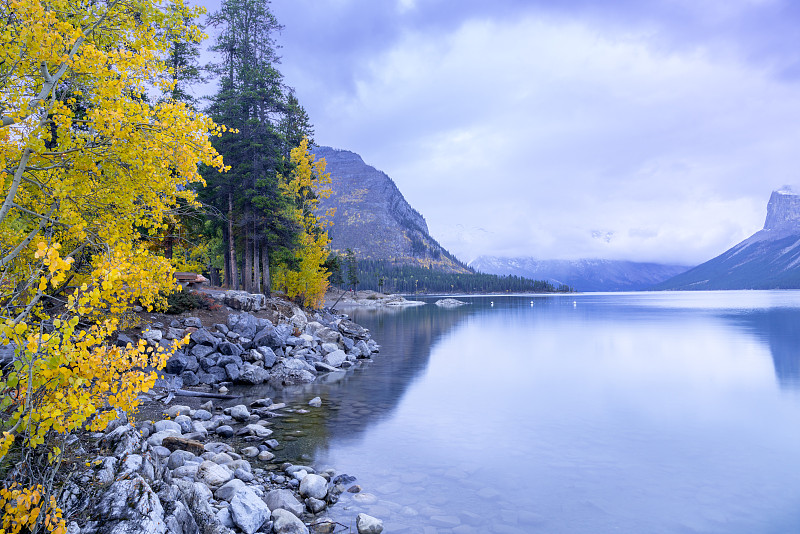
top-left (196, 0), bottom-right (800, 265)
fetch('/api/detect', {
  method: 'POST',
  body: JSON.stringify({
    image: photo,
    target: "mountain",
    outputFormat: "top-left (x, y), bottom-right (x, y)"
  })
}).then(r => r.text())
top-left (314, 146), bottom-right (469, 273)
top-left (469, 257), bottom-right (691, 292)
top-left (655, 190), bottom-right (800, 290)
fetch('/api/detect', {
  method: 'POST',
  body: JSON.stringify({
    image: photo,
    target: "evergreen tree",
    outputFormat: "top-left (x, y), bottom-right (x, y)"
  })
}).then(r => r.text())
top-left (345, 248), bottom-right (359, 291)
top-left (201, 0), bottom-right (297, 293)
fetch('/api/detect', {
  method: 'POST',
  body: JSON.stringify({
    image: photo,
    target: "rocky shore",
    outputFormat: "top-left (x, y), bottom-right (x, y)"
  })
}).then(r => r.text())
top-left (324, 289), bottom-right (425, 309)
top-left (62, 291), bottom-right (387, 534)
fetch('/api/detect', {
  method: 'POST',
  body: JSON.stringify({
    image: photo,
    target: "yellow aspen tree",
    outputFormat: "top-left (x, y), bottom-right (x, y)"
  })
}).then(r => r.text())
top-left (272, 139), bottom-right (334, 308)
top-left (0, 0), bottom-right (225, 529)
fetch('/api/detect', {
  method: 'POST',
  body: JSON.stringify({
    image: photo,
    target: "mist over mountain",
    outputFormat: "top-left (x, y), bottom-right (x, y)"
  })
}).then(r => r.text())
top-left (655, 190), bottom-right (800, 290)
top-left (469, 257), bottom-right (691, 292)
top-left (314, 146), bottom-right (469, 273)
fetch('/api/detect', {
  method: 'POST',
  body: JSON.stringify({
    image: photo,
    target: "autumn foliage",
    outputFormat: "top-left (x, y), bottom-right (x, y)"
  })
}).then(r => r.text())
top-left (0, 0), bottom-right (223, 530)
top-left (272, 139), bottom-right (334, 309)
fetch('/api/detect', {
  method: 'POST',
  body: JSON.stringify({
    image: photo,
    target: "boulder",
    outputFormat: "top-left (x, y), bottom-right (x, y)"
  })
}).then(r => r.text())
top-left (191, 344), bottom-right (216, 359)
top-left (190, 329), bottom-right (218, 348)
top-left (298, 474), bottom-right (328, 500)
top-left (237, 363), bottom-right (270, 385)
top-left (217, 354), bottom-right (244, 368)
top-left (90, 476), bottom-right (166, 534)
top-left (99, 424), bottom-right (141, 458)
top-left (215, 425), bottom-right (234, 438)
top-left (305, 497), bottom-right (326, 514)
top-left (271, 508), bottom-right (309, 534)
top-left (314, 327), bottom-right (341, 345)
top-left (225, 363), bottom-right (240, 382)
top-left (180, 370), bottom-right (200, 387)
top-left (165, 352), bottom-right (189, 374)
top-left (322, 350), bottom-right (346, 368)
top-left (230, 486), bottom-right (271, 534)
top-left (338, 319), bottom-right (369, 340)
top-left (167, 450), bottom-right (197, 470)
top-left (354, 340), bottom-right (370, 358)
top-left (215, 479), bottom-right (247, 501)
top-left (164, 499), bottom-right (198, 534)
top-left (308, 397), bottom-right (322, 408)
top-left (154, 420), bottom-right (182, 434)
top-left (229, 405), bottom-right (250, 421)
top-left (319, 343), bottom-right (339, 355)
top-left (195, 461), bottom-right (233, 488)
top-left (142, 329), bottom-right (163, 342)
top-left (164, 405), bottom-right (191, 418)
top-left (184, 317), bottom-right (202, 328)
top-left (218, 341), bottom-right (243, 357)
top-left (228, 313), bottom-right (260, 338)
top-left (147, 430), bottom-right (180, 447)
top-left (313, 362), bottom-right (340, 373)
top-left (264, 489), bottom-right (304, 518)
top-left (243, 424), bottom-right (273, 438)
top-left (192, 409), bottom-right (213, 421)
top-left (161, 436), bottom-right (205, 456)
top-left (356, 513), bottom-right (384, 534)
top-left (268, 365), bottom-right (316, 387)
top-left (257, 346), bottom-right (277, 368)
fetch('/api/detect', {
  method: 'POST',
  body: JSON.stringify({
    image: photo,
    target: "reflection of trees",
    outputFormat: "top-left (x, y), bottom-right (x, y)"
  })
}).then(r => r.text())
top-left (727, 309), bottom-right (800, 389)
top-left (275, 302), bottom-right (473, 460)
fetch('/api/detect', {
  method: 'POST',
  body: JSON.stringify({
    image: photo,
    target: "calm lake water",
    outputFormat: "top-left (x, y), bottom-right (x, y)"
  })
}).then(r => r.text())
top-left (237, 291), bottom-right (800, 533)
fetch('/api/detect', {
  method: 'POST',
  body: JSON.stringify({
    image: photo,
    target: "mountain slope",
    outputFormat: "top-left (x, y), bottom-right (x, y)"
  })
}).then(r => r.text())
top-left (314, 146), bottom-right (468, 273)
top-left (655, 190), bottom-right (800, 290)
top-left (469, 257), bottom-right (691, 292)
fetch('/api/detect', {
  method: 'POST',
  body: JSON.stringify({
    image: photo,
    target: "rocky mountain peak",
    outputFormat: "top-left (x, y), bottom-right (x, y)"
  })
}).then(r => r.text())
top-left (764, 189), bottom-right (800, 231)
top-left (313, 146), bottom-right (468, 273)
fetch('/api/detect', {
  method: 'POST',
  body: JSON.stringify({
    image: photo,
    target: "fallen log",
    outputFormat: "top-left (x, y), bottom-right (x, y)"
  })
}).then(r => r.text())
top-left (172, 389), bottom-right (240, 399)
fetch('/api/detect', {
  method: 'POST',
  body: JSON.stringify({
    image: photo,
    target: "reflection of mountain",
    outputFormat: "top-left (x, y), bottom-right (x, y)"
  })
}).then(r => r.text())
top-left (727, 309), bottom-right (800, 389)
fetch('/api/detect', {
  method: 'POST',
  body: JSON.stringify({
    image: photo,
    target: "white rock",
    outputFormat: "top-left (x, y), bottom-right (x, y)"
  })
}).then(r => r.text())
top-left (356, 513), bottom-right (384, 534)
top-left (195, 461), bottom-right (233, 487)
top-left (154, 420), bottom-right (182, 434)
top-left (265, 489), bottom-right (303, 518)
top-left (298, 473), bottom-right (328, 500)
top-left (308, 397), bottom-right (322, 407)
top-left (271, 508), bottom-right (309, 534)
top-left (164, 405), bottom-right (191, 418)
top-left (230, 486), bottom-right (271, 534)
top-left (146, 429), bottom-right (180, 447)
top-left (323, 349), bottom-right (346, 367)
top-left (215, 478), bottom-right (247, 501)
top-left (244, 424), bottom-right (273, 438)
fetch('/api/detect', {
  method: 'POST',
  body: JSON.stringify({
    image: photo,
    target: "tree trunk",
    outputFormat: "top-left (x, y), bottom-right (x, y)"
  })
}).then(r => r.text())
top-left (261, 243), bottom-right (271, 296)
top-left (222, 225), bottom-right (231, 288)
top-left (253, 232), bottom-right (261, 294)
top-left (164, 224), bottom-right (173, 260)
top-left (244, 218), bottom-right (253, 292)
top-left (228, 192), bottom-right (238, 290)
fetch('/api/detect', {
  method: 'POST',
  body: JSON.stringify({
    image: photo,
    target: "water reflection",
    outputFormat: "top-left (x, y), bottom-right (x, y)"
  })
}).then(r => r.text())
top-left (227, 293), bottom-right (800, 533)
top-left (725, 309), bottom-right (800, 389)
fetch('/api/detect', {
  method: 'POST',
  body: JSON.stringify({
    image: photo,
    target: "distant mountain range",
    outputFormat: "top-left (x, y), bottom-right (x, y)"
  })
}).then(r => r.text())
top-left (655, 190), bottom-right (800, 290)
top-left (314, 146), bottom-right (469, 273)
top-left (469, 257), bottom-right (691, 292)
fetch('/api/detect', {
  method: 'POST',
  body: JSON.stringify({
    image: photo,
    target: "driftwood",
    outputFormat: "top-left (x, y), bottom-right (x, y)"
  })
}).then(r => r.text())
top-left (173, 389), bottom-right (240, 399)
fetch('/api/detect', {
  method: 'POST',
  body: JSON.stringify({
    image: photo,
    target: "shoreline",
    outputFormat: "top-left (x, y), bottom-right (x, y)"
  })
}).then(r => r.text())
top-left (64, 289), bottom-right (387, 534)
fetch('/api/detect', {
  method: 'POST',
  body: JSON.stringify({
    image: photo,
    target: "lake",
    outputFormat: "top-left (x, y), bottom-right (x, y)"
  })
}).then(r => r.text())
top-left (239, 291), bottom-right (800, 533)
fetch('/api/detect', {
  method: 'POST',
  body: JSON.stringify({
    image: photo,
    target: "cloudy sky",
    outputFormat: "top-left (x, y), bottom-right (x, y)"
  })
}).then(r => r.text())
top-left (197, 0), bottom-right (800, 266)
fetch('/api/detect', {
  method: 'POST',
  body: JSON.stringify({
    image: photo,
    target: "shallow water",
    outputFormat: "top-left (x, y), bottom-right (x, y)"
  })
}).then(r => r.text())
top-left (236, 291), bottom-right (800, 533)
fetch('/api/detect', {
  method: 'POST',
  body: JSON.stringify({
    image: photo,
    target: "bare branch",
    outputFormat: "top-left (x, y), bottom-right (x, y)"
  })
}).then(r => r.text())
top-left (0, 205), bottom-right (57, 269)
